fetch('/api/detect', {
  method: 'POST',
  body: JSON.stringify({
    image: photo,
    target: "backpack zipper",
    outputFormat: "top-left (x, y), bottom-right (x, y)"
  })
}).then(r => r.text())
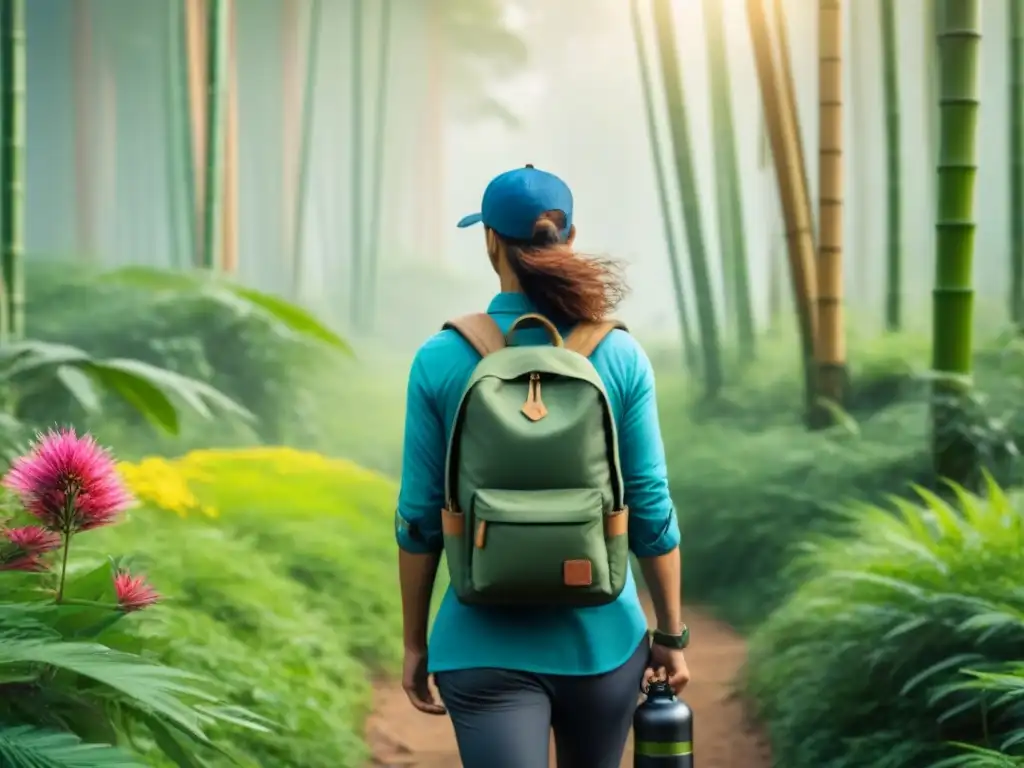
top-left (521, 372), bottom-right (548, 421)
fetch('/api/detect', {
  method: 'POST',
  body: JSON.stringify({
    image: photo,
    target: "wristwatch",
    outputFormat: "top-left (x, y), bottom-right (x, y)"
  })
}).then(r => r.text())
top-left (651, 625), bottom-right (690, 650)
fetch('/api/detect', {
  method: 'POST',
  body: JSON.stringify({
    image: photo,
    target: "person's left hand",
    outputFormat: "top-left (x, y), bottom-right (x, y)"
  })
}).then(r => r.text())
top-left (644, 643), bottom-right (690, 695)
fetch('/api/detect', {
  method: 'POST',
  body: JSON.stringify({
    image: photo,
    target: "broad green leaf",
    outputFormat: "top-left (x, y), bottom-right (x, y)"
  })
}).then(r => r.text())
top-left (228, 285), bottom-right (350, 352)
top-left (99, 266), bottom-right (349, 352)
top-left (0, 341), bottom-right (92, 380)
top-left (93, 359), bottom-right (253, 423)
top-left (0, 639), bottom-right (217, 743)
top-left (81, 364), bottom-right (180, 435)
top-left (56, 366), bottom-right (102, 413)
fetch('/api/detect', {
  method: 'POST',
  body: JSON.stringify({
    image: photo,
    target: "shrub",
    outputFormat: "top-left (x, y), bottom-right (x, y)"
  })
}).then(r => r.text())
top-left (85, 446), bottom-right (405, 768)
top-left (744, 478), bottom-right (1024, 768)
top-left (0, 429), bottom-right (264, 768)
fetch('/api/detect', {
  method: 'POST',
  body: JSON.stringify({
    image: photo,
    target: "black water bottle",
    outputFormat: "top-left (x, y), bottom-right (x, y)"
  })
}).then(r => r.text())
top-left (633, 681), bottom-right (694, 767)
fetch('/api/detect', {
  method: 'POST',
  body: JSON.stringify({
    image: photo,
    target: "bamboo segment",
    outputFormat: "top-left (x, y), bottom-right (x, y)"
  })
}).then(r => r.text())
top-left (0, 0), bottom-right (25, 341)
top-left (880, 0), bottom-right (902, 330)
top-left (651, 0), bottom-right (723, 396)
top-left (365, 0), bottom-right (393, 331)
top-left (931, 0), bottom-right (981, 482)
top-left (350, 0), bottom-right (364, 329)
top-left (1010, 0), bottom-right (1023, 324)
top-left (772, 0), bottom-right (814, 242)
top-left (73, 0), bottom-right (96, 259)
top-left (201, 0), bottom-right (229, 271)
top-left (423, 0), bottom-right (444, 264)
top-left (747, 0), bottom-right (819, 417)
top-left (292, 0), bottom-right (323, 296)
top-left (703, 0), bottom-right (756, 361)
top-left (848, 0), bottom-right (870, 308)
top-left (220, 0), bottom-right (238, 275)
top-left (629, 0), bottom-right (698, 371)
top-left (816, 0), bottom-right (846, 406)
top-left (165, 0), bottom-right (195, 269)
top-left (184, 0), bottom-right (207, 266)
top-left (281, 0), bottom-right (300, 275)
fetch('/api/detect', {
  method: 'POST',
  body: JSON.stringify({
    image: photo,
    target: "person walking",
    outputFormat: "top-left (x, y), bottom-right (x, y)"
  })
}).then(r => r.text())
top-left (396, 165), bottom-right (689, 768)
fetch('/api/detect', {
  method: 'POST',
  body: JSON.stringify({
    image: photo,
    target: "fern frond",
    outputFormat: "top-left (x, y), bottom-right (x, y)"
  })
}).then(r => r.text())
top-left (0, 725), bottom-right (141, 768)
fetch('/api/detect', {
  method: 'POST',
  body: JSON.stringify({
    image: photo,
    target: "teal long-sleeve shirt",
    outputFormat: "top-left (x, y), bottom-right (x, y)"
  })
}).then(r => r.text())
top-left (396, 292), bottom-right (680, 675)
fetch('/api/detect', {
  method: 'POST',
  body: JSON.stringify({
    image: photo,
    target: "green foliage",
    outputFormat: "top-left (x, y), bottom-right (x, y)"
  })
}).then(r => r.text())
top-left (21, 263), bottom-right (349, 452)
top-left (666, 327), bottom-right (1024, 630)
top-left (0, 563), bottom-right (266, 768)
top-left (87, 448), bottom-right (406, 768)
top-left (0, 726), bottom-right (140, 768)
top-left (744, 479), bottom-right (1024, 767)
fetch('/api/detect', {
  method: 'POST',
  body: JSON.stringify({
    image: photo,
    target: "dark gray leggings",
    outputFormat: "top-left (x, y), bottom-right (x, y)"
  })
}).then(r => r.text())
top-left (435, 637), bottom-right (649, 768)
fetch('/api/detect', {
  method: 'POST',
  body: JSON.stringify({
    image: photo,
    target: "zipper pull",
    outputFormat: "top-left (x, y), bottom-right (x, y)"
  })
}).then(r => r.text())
top-left (521, 372), bottom-right (548, 421)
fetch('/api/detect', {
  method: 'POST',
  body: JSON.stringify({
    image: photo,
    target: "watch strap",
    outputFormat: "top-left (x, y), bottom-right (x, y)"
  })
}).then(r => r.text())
top-left (651, 625), bottom-right (690, 649)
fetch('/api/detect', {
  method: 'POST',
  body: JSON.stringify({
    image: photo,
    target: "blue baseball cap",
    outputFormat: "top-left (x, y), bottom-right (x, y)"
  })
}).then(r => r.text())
top-left (456, 165), bottom-right (574, 242)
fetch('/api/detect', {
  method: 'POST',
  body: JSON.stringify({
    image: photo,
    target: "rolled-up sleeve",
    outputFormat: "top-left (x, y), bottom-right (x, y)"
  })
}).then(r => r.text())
top-left (395, 350), bottom-right (446, 554)
top-left (619, 344), bottom-right (680, 557)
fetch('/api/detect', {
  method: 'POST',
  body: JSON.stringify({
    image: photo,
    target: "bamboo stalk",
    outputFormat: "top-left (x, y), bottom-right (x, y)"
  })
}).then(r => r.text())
top-left (220, 0), bottom-right (238, 274)
top-left (848, 0), bottom-right (870, 310)
top-left (292, 0), bottom-right (323, 296)
top-left (880, 0), bottom-right (901, 330)
top-left (772, 0), bottom-right (814, 243)
top-left (1, 0), bottom-right (25, 341)
top-left (932, 0), bottom-right (981, 482)
top-left (184, 0), bottom-right (207, 266)
top-left (73, 0), bottom-right (96, 260)
top-left (200, 0), bottom-right (229, 271)
top-left (164, 0), bottom-right (193, 268)
top-left (365, 0), bottom-right (393, 331)
top-left (423, 0), bottom-right (444, 263)
top-left (350, 0), bottom-right (364, 328)
top-left (651, 0), bottom-right (723, 396)
top-left (629, 0), bottom-right (698, 371)
top-left (747, 0), bottom-right (819, 420)
top-left (1010, 0), bottom-right (1023, 325)
top-left (281, 0), bottom-right (300, 277)
top-left (924, 0), bottom-right (939, 223)
top-left (815, 0), bottom-right (846, 414)
top-left (703, 0), bottom-right (755, 361)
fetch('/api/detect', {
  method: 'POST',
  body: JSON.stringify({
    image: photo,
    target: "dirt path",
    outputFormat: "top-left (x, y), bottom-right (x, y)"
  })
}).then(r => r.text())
top-left (365, 601), bottom-right (771, 767)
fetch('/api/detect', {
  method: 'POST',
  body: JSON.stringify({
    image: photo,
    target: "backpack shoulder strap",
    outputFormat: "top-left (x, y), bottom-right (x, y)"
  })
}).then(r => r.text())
top-left (442, 313), bottom-right (506, 358)
top-left (564, 319), bottom-right (629, 358)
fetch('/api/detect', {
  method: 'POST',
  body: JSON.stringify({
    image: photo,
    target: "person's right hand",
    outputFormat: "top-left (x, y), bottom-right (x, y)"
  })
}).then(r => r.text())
top-left (402, 647), bottom-right (446, 715)
top-left (644, 642), bottom-right (691, 695)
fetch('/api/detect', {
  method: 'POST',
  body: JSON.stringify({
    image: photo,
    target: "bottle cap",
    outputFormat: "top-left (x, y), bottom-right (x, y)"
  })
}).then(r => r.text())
top-left (646, 680), bottom-right (675, 698)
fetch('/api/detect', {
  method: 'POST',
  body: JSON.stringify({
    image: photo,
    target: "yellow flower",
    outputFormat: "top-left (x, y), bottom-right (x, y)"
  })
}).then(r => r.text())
top-left (118, 456), bottom-right (216, 518)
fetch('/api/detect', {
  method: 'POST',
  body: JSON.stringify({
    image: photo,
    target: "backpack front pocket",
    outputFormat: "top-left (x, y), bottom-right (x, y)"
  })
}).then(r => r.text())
top-left (469, 488), bottom-right (612, 605)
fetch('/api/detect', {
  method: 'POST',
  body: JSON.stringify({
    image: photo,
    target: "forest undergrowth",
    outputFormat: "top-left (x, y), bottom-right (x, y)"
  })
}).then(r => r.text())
top-left (18, 264), bottom-right (1024, 766)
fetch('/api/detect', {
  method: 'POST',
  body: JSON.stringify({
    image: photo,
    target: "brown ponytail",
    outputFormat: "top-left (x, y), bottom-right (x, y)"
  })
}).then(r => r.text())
top-left (499, 211), bottom-right (629, 324)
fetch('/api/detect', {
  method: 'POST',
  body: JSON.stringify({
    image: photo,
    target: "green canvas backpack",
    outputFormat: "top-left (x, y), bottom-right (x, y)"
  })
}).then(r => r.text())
top-left (440, 311), bottom-right (630, 607)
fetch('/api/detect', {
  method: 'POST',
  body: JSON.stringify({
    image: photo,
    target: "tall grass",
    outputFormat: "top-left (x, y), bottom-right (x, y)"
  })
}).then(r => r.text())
top-left (745, 479), bottom-right (1024, 767)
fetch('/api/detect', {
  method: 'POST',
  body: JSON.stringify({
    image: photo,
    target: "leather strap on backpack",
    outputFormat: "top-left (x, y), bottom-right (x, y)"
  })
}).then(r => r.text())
top-left (564, 319), bottom-right (629, 357)
top-left (442, 313), bottom-right (506, 358)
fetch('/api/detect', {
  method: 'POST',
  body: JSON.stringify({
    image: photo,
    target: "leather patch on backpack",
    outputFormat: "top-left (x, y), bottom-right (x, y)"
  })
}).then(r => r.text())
top-left (563, 559), bottom-right (593, 587)
top-left (441, 507), bottom-right (464, 536)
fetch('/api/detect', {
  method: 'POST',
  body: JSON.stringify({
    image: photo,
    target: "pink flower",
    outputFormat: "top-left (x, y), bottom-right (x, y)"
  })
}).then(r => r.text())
top-left (0, 554), bottom-right (46, 572)
top-left (0, 526), bottom-right (61, 572)
top-left (113, 571), bottom-right (160, 612)
top-left (3, 428), bottom-right (134, 533)
top-left (4, 526), bottom-right (62, 555)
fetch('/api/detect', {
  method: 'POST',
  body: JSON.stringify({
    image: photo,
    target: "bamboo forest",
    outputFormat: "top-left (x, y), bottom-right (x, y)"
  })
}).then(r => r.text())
top-left (0, 0), bottom-right (1022, 766)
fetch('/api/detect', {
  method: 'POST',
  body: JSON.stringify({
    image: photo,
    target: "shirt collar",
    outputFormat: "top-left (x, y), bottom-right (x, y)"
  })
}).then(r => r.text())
top-left (486, 292), bottom-right (536, 315)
